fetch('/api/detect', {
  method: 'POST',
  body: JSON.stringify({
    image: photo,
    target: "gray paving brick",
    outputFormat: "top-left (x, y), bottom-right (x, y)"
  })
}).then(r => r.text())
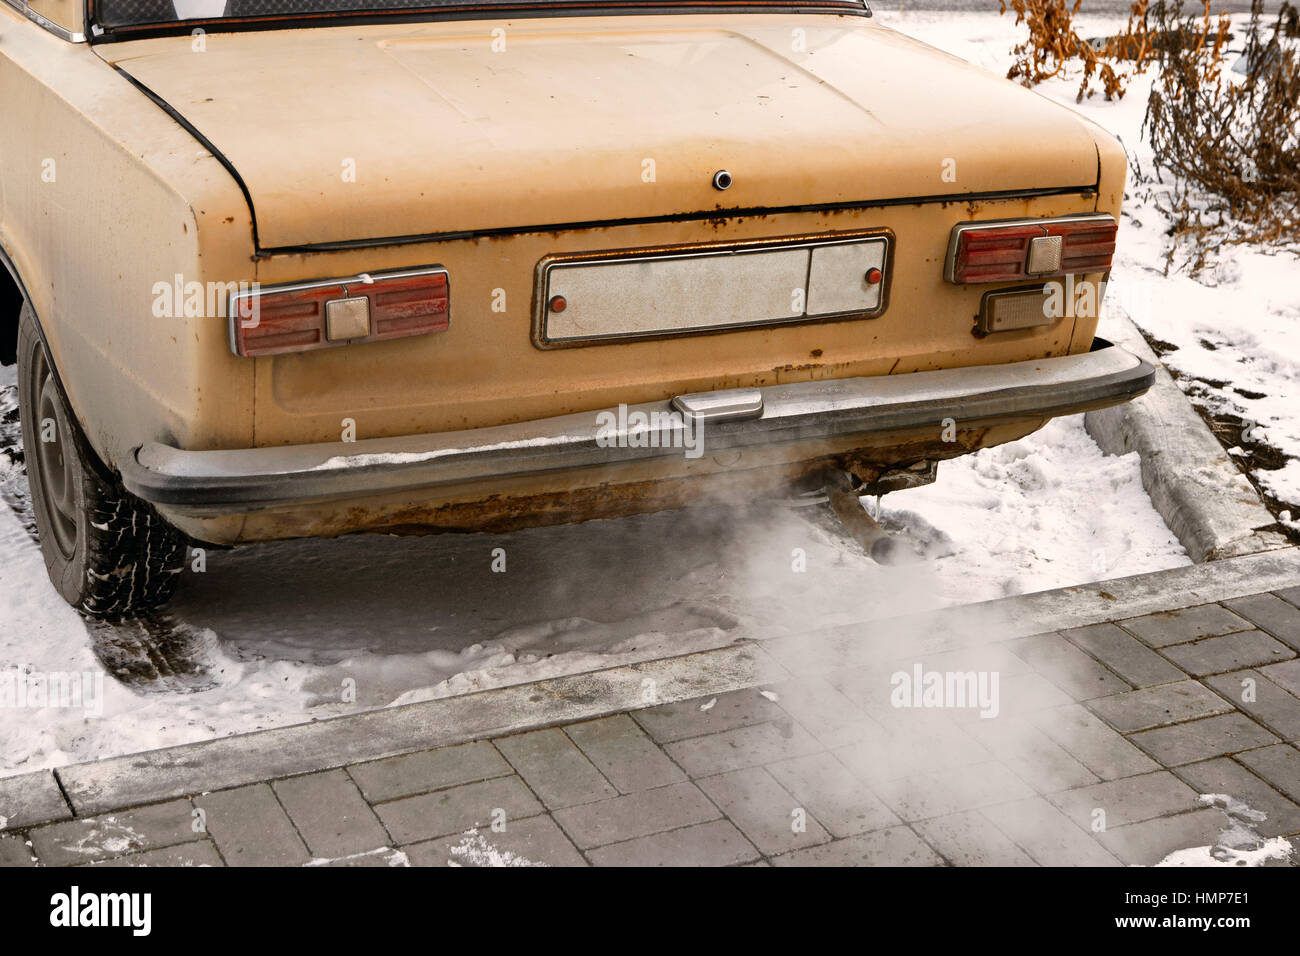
top-left (965, 719), bottom-right (1098, 794)
top-left (405, 815), bottom-right (586, 867)
top-left (86, 841), bottom-right (224, 868)
top-left (632, 688), bottom-right (776, 743)
top-left (769, 676), bottom-right (875, 749)
top-left (552, 781), bottom-right (718, 850)
top-left (979, 797), bottom-right (1121, 866)
top-left (376, 775), bottom-right (542, 846)
top-left (1007, 633), bottom-right (1131, 700)
top-left (914, 810), bottom-right (1037, 866)
top-left (871, 762), bottom-right (1035, 822)
top-left (1120, 604), bottom-right (1253, 648)
top-left (1261, 659), bottom-right (1300, 699)
top-left (834, 712), bottom-right (990, 781)
top-left (894, 644), bottom-right (1035, 678)
top-left (1235, 744), bottom-right (1300, 803)
top-left (697, 766), bottom-right (831, 855)
top-left (1277, 586), bottom-right (1300, 610)
top-left (1086, 680), bottom-right (1232, 733)
top-left (664, 717), bottom-right (821, 778)
top-left (1129, 713), bottom-right (1279, 767)
top-left (0, 834), bottom-right (35, 867)
top-left (1172, 757), bottom-right (1300, 838)
top-left (272, 769), bottom-right (389, 860)
top-left (1046, 771), bottom-right (1200, 829)
top-left (0, 771), bottom-right (71, 830)
top-left (1225, 592), bottom-right (1300, 652)
top-left (767, 751), bottom-right (899, 837)
top-left (1096, 807), bottom-right (1226, 866)
top-left (996, 672), bottom-right (1078, 714)
top-left (1160, 630), bottom-right (1293, 677)
top-left (494, 729), bottom-right (616, 810)
top-left (195, 784), bottom-right (310, 867)
top-left (771, 826), bottom-right (944, 866)
top-left (828, 662), bottom-right (912, 717)
top-left (29, 799), bottom-right (199, 866)
top-left (869, 647), bottom-right (1034, 720)
top-left (564, 715), bottom-right (685, 793)
top-left (347, 741), bottom-right (511, 804)
top-left (587, 820), bottom-right (761, 867)
top-left (1030, 704), bottom-right (1159, 780)
top-left (1202, 670), bottom-right (1300, 740)
top-left (1060, 622), bottom-right (1186, 687)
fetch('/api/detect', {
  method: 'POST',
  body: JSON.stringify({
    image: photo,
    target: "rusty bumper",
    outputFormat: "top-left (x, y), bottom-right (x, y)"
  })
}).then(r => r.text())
top-left (120, 339), bottom-right (1153, 518)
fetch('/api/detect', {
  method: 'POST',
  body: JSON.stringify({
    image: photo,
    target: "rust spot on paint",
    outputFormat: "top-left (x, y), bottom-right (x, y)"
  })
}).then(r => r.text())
top-left (773, 362), bottom-right (822, 373)
top-left (240, 430), bottom-right (995, 542)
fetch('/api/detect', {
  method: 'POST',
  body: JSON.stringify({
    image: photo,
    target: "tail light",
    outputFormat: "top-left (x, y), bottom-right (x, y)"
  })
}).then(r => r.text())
top-left (944, 215), bottom-right (1117, 284)
top-left (229, 267), bottom-right (449, 357)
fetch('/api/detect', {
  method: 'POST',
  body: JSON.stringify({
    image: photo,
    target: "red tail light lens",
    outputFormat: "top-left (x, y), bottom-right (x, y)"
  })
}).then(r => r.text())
top-left (229, 267), bottom-right (449, 357)
top-left (944, 216), bottom-right (1117, 284)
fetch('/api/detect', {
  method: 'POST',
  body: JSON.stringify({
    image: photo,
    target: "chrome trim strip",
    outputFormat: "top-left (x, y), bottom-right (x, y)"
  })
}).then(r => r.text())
top-left (1, 0), bottom-right (87, 41)
top-left (943, 214), bottom-right (1116, 284)
top-left (121, 341), bottom-right (1154, 514)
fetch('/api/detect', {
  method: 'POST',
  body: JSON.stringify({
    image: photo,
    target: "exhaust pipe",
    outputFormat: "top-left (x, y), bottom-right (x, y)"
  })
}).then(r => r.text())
top-left (822, 469), bottom-right (917, 565)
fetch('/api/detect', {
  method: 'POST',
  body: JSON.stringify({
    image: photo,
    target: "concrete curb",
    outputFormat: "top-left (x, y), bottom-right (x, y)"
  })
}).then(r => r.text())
top-left (5, 545), bottom-right (1292, 826)
top-left (1085, 313), bottom-right (1289, 562)
top-left (54, 644), bottom-right (789, 817)
top-left (0, 769), bottom-right (72, 831)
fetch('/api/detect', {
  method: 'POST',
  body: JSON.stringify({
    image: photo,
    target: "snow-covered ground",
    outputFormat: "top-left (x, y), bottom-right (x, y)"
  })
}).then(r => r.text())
top-left (882, 8), bottom-right (1300, 532)
top-left (0, 402), bottom-right (1186, 776)
top-left (0, 11), bottom-right (1224, 778)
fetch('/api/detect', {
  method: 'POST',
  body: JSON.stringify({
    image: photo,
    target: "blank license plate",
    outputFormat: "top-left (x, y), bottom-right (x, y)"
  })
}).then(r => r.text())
top-left (538, 236), bottom-right (888, 346)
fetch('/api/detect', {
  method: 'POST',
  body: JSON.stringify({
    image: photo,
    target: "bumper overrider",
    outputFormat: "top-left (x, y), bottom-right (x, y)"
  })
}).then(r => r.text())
top-left (120, 339), bottom-right (1153, 517)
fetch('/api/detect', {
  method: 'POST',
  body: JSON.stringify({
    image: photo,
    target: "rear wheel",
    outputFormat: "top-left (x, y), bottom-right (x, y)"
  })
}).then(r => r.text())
top-left (17, 303), bottom-right (185, 618)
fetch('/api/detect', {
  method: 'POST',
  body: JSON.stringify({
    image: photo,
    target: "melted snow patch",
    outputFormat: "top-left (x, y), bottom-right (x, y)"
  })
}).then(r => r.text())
top-left (305, 846), bottom-right (409, 867)
top-left (1154, 794), bottom-right (1293, 867)
top-left (448, 830), bottom-right (547, 868)
top-left (62, 818), bottom-right (146, 857)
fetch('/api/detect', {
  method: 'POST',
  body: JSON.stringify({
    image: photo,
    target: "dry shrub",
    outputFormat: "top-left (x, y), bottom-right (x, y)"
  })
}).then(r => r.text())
top-left (1140, 0), bottom-right (1300, 272)
top-left (1000, 0), bottom-right (1159, 100)
top-left (1001, 0), bottom-right (1299, 271)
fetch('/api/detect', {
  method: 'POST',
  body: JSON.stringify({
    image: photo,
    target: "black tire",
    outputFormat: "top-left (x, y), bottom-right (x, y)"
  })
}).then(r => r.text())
top-left (17, 303), bottom-right (185, 618)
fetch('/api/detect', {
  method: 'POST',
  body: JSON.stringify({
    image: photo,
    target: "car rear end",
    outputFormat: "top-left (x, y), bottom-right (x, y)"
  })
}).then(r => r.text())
top-left (90, 11), bottom-right (1148, 545)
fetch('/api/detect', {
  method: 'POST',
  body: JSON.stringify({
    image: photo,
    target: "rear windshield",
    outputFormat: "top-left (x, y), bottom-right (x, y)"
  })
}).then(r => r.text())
top-left (96, 0), bottom-right (868, 31)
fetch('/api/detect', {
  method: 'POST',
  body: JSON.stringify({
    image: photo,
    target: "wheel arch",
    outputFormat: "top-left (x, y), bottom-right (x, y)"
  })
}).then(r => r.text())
top-left (2, 239), bottom-right (118, 484)
top-left (0, 241), bottom-right (26, 367)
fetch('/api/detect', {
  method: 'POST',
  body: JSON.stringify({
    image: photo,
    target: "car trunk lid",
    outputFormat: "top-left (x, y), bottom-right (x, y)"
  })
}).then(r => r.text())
top-left (101, 14), bottom-right (1100, 250)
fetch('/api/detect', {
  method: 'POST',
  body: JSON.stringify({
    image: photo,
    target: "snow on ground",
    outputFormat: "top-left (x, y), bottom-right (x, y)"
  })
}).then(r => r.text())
top-left (0, 12), bottom-right (1212, 777)
top-left (1154, 794), bottom-right (1294, 867)
top-left (0, 413), bottom-right (1186, 777)
top-left (881, 7), bottom-right (1300, 529)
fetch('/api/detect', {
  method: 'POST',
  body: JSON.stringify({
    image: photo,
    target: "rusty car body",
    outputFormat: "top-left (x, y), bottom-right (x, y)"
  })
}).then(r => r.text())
top-left (0, 0), bottom-right (1152, 614)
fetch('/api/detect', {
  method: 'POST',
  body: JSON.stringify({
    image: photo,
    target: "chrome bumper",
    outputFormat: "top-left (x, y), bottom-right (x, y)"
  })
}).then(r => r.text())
top-left (120, 339), bottom-right (1153, 515)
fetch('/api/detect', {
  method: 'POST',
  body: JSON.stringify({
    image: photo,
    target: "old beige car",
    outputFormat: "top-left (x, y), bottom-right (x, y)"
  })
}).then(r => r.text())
top-left (0, 0), bottom-right (1151, 617)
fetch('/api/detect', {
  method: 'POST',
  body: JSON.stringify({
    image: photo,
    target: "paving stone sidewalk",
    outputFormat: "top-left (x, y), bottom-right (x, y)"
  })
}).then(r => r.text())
top-left (3, 585), bottom-right (1300, 867)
